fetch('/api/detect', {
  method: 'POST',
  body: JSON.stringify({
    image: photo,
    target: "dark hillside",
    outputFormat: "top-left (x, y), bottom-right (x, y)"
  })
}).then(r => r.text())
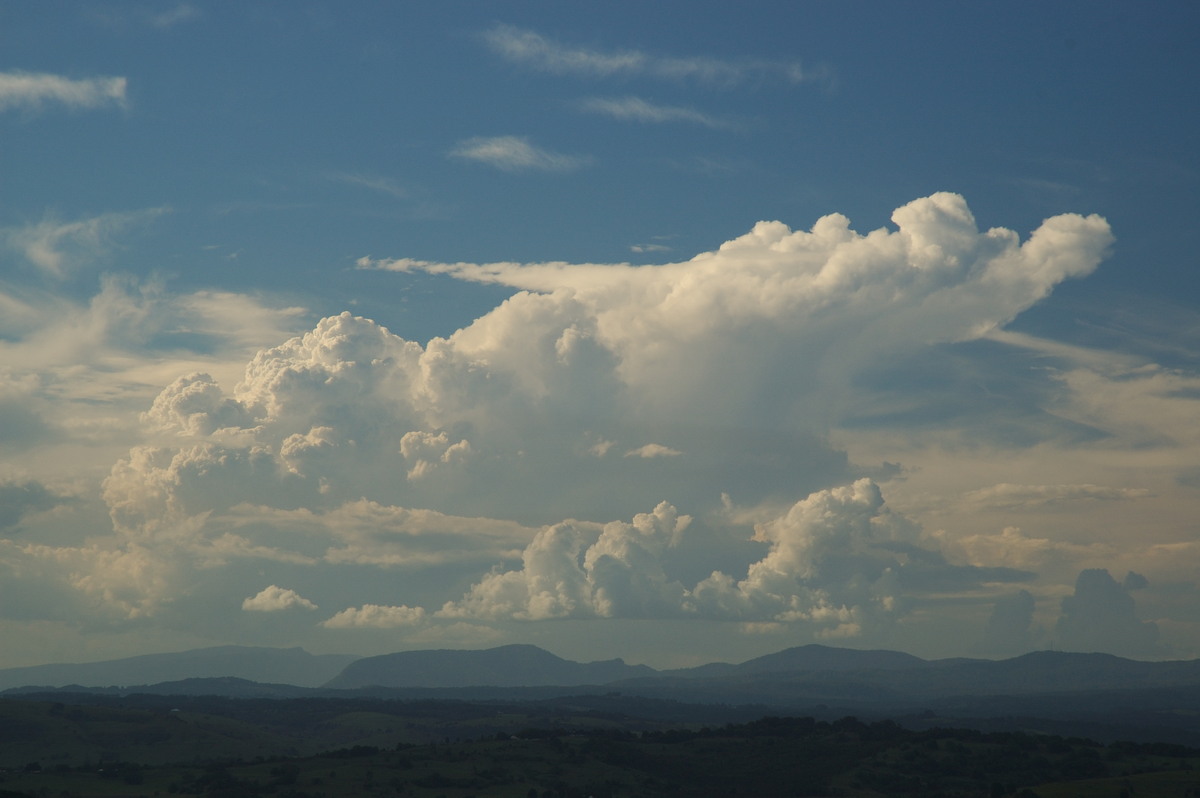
top-left (0, 646), bottom-right (358, 691)
top-left (324, 643), bottom-right (655, 689)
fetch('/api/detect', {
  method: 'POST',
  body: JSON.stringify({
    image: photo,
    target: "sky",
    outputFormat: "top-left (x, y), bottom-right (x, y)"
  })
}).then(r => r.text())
top-left (1, 1), bottom-right (1198, 671)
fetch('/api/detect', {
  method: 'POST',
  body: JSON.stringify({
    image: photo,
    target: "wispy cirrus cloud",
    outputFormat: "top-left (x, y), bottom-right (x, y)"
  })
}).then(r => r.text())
top-left (482, 24), bottom-right (823, 87)
top-left (325, 171), bottom-right (408, 198)
top-left (579, 96), bottom-right (732, 129)
top-left (0, 71), bottom-right (128, 114)
top-left (449, 136), bottom-right (589, 173)
top-left (149, 3), bottom-right (200, 29)
top-left (963, 483), bottom-right (1153, 511)
top-left (3, 208), bottom-right (169, 278)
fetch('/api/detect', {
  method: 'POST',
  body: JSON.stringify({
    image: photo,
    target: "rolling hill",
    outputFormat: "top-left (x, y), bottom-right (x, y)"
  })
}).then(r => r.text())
top-left (0, 645), bottom-right (358, 691)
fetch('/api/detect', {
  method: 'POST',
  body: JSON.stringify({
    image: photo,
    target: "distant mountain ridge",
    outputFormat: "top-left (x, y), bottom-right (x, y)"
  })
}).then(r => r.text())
top-left (0, 645), bottom-right (358, 691)
top-left (4, 643), bottom-right (1200, 707)
top-left (625, 647), bottom-right (1200, 707)
top-left (663, 644), bottom-right (930, 680)
top-left (324, 643), bottom-right (656, 689)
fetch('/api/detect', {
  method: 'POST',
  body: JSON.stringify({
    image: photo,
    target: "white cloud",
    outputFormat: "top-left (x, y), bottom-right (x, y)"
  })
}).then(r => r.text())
top-left (0, 71), bottom-right (128, 113)
top-left (439, 502), bottom-right (690, 620)
top-left (482, 24), bottom-right (818, 86)
top-left (688, 480), bottom-right (906, 632)
top-left (143, 373), bottom-right (256, 437)
top-left (439, 479), bottom-right (1025, 638)
top-left (322, 604), bottom-right (426, 629)
top-left (361, 193), bottom-right (1112, 430)
top-left (242, 585), bottom-right (317, 612)
top-left (624, 443), bottom-right (682, 459)
top-left (449, 136), bottom-right (589, 172)
top-left (0, 270), bottom-right (307, 508)
top-left (579, 96), bottom-right (730, 128)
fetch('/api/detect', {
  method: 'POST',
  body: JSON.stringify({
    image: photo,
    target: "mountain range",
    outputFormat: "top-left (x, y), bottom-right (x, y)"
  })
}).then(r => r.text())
top-left (5, 643), bottom-right (1200, 748)
top-left (0, 645), bottom-right (358, 691)
top-left (4, 643), bottom-right (1200, 705)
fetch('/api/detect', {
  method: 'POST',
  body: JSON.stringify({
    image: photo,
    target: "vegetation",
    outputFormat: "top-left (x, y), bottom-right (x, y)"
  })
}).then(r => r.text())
top-left (1, 695), bottom-right (1198, 797)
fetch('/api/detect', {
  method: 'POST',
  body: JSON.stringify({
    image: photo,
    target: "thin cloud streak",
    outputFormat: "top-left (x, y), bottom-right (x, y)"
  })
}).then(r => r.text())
top-left (579, 96), bottom-right (732, 128)
top-left (0, 71), bottom-right (128, 113)
top-left (325, 171), bottom-right (408, 198)
top-left (449, 136), bottom-right (589, 172)
top-left (150, 3), bottom-right (200, 29)
top-left (482, 24), bottom-right (820, 86)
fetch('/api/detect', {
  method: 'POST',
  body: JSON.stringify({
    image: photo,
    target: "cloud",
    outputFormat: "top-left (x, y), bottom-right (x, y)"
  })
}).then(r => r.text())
top-left (242, 585), bottom-right (317, 612)
top-left (143, 373), bottom-right (256, 437)
top-left (1056, 569), bottom-right (1159, 656)
top-left (688, 480), bottom-right (917, 633)
top-left (578, 96), bottom-right (730, 128)
top-left (962, 483), bottom-right (1153, 511)
top-left (0, 479), bottom-right (64, 532)
top-left (438, 502), bottom-right (689, 621)
top-left (47, 194), bottom-right (1126, 641)
top-left (360, 193), bottom-right (1112, 431)
top-left (482, 24), bottom-right (818, 86)
top-left (0, 270), bottom-right (309, 526)
top-left (150, 3), bottom-right (200, 29)
top-left (624, 443), bottom-right (682, 459)
top-left (0, 71), bottom-right (128, 113)
top-left (322, 604), bottom-right (426, 629)
top-left (0, 382), bottom-right (54, 451)
top-left (439, 480), bottom-right (1025, 638)
top-left (938, 526), bottom-right (1112, 575)
top-left (325, 171), bottom-right (408, 198)
top-left (3, 208), bottom-right (169, 279)
top-left (980, 590), bottom-right (1037, 655)
top-left (449, 136), bottom-right (589, 172)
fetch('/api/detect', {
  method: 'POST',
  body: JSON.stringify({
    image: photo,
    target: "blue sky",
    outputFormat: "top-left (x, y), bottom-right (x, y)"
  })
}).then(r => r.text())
top-left (1, 1), bottom-right (1198, 670)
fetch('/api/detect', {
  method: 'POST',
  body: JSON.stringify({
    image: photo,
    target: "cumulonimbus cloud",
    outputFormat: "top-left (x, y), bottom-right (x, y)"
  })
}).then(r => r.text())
top-left (86, 194), bottom-right (1113, 632)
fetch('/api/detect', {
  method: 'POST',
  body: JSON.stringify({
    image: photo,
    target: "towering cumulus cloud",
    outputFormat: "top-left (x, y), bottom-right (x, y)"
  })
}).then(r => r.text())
top-left (88, 194), bottom-right (1112, 646)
